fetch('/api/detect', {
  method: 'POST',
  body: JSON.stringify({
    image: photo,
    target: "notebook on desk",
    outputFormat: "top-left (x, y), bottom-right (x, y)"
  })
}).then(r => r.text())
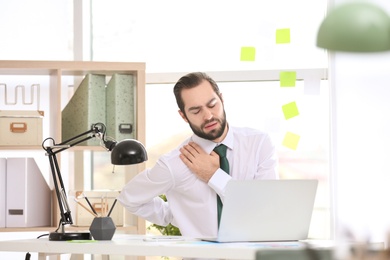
top-left (202, 179), bottom-right (318, 243)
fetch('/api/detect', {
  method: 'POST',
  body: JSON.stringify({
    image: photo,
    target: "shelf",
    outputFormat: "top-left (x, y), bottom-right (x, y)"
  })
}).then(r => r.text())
top-left (0, 60), bottom-right (145, 75)
top-left (0, 60), bottom-right (146, 235)
top-left (0, 145), bottom-right (114, 151)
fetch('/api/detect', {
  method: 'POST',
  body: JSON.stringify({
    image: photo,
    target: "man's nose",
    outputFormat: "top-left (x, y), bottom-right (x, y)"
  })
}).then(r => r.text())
top-left (203, 109), bottom-right (213, 121)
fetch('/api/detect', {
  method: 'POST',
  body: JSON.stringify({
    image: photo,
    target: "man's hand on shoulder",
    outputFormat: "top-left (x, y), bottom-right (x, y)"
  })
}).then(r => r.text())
top-left (179, 142), bottom-right (220, 183)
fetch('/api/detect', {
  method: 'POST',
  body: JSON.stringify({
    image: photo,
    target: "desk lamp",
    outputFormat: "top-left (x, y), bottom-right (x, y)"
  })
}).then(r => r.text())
top-left (42, 122), bottom-right (147, 241)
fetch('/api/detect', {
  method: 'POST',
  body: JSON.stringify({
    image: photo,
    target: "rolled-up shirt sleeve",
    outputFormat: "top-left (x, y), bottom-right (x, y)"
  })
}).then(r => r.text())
top-left (117, 160), bottom-right (174, 226)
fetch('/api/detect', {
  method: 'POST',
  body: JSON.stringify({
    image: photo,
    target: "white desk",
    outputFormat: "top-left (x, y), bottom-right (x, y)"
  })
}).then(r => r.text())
top-left (0, 234), bottom-right (329, 260)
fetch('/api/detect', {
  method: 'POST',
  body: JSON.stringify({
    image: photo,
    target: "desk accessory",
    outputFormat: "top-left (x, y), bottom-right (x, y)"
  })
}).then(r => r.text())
top-left (42, 122), bottom-right (147, 241)
top-left (89, 217), bottom-right (116, 240)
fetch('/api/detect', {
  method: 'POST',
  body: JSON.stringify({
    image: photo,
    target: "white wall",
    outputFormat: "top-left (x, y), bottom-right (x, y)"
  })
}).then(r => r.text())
top-left (0, 0), bottom-right (73, 60)
top-left (331, 0), bottom-right (390, 243)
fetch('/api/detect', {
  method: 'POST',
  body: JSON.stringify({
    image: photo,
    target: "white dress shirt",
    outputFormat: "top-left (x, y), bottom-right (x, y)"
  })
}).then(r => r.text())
top-left (118, 126), bottom-right (278, 238)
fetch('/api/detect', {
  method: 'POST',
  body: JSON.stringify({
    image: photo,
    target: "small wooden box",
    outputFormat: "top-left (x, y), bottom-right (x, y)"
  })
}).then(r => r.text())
top-left (0, 110), bottom-right (44, 146)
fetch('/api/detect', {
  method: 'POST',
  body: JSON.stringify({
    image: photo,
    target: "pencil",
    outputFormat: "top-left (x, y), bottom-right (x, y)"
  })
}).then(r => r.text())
top-left (74, 198), bottom-right (98, 217)
top-left (83, 193), bottom-right (98, 215)
top-left (101, 196), bottom-right (104, 217)
top-left (107, 199), bottom-right (117, 217)
top-left (105, 195), bottom-right (108, 217)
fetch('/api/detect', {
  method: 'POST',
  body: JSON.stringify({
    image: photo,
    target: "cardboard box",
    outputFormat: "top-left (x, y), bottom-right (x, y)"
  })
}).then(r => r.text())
top-left (0, 110), bottom-right (43, 145)
top-left (69, 190), bottom-right (123, 227)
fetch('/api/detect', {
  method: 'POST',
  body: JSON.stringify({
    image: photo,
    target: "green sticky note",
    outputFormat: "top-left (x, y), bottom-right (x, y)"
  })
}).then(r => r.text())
top-left (282, 132), bottom-right (300, 150)
top-left (276, 28), bottom-right (290, 44)
top-left (240, 47), bottom-right (256, 61)
top-left (280, 71), bottom-right (296, 87)
top-left (282, 101), bottom-right (299, 120)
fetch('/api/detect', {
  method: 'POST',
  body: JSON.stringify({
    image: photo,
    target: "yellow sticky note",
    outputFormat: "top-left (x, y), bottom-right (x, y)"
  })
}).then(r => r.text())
top-left (240, 47), bottom-right (256, 61)
top-left (282, 101), bottom-right (299, 120)
top-left (276, 28), bottom-right (290, 44)
top-left (280, 71), bottom-right (296, 87)
top-left (282, 132), bottom-right (300, 150)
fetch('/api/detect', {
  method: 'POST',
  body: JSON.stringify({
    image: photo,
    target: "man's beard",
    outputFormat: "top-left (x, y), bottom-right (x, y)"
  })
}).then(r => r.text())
top-left (188, 111), bottom-right (227, 141)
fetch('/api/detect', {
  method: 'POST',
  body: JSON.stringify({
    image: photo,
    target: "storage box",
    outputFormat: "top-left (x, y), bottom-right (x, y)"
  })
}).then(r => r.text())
top-left (106, 74), bottom-right (136, 141)
top-left (68, 190), bottom-right (123, 227)
top-left (62, 74), bottom-right (106, 146)
top-left (0, 110), bottom-right (44, 145)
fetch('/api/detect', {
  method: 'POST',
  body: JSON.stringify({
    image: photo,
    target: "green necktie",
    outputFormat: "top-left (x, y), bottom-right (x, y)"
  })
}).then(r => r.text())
top-left (213, 144), bottom-right (230, 227)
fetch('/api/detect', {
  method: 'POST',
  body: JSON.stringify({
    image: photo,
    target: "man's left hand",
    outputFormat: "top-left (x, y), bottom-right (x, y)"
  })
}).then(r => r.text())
top-left (179, 142), bottom-right (220, 183)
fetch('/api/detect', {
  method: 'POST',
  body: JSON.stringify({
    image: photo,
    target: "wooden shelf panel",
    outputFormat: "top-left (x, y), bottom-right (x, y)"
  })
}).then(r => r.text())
top-left (0, 145), bottom-right (112, 151)
top-left (0, 60), bottom-right (145, 75)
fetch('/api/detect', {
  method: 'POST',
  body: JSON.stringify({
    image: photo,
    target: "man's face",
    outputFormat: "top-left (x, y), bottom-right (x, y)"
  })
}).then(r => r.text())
top-left (179, 80), bottom-right (227, 142)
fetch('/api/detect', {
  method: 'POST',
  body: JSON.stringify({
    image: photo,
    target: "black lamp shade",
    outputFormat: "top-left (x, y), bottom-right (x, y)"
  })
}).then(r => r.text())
top-left (111, 139), bottom-right (148, 165)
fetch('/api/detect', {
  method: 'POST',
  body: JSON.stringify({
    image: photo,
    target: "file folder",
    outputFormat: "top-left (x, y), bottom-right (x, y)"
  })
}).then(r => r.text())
top-left (62, 74), bottom-right (106, 145)
top-left (6, 158), bottom-right (51, 227)
top-left (0, 158), bottom-right (5, 228)
top-left (106, 74), bottom-right (136, 140)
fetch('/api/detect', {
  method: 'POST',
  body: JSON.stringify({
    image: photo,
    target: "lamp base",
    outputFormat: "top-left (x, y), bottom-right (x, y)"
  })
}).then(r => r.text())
top-left (49, 231), bottom-right (92, 241)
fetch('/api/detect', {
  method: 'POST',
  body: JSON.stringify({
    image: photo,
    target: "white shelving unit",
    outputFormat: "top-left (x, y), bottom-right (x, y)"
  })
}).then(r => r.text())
top-left (0, 60), bottom-right (146, 235)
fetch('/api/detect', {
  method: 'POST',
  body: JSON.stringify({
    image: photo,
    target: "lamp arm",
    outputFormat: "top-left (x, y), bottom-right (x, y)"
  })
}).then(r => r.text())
top-left (42, 123), bottom-right (110, 228)
top-left (53, 127), bottom-right (100, 155)
top-left (47, 149), bottom-right (73, 226)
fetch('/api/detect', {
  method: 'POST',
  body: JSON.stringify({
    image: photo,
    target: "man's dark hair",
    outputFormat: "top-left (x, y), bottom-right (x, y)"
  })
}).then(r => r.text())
top-left (173, 72), bottom-right (221, 113)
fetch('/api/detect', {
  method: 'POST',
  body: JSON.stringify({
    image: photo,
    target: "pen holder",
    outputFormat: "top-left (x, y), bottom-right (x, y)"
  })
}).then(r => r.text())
top-left (89, 217), bottom-right (116, 240)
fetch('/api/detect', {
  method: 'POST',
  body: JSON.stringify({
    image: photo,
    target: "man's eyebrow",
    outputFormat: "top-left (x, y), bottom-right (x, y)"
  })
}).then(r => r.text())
top-left (207, 98), bottom-right (218, 106)
top-left (188, 106), bottom-right (201, 112)
top-left (187, 98), bottom-right (217, 112)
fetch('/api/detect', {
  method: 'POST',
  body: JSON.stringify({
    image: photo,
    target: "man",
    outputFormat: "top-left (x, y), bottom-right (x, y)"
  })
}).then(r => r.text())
top-left (118, 72), bottom-right (278, 238)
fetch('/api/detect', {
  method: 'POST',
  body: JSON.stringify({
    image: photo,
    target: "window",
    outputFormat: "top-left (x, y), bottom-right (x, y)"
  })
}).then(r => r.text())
top-left (88, 0), bottom-right (330, 239)
top-left (144, 72), bottom-right (330, 239)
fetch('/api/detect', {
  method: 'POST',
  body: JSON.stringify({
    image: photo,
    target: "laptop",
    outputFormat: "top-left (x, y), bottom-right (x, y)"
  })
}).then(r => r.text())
top-left (203, 179), bottom-right (318, 243)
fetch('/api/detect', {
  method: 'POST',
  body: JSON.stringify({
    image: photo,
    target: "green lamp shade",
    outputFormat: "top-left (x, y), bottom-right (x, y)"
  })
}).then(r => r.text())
top-left (317, 2), bottom-right (390, 52)
top-left (111, 139), bottom-right (148, 165)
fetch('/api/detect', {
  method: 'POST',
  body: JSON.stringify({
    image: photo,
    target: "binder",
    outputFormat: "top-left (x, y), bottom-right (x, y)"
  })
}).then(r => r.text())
top-left (106, 74), bottom-right (136, 141)
top-left (6, 158), bottom-right (51, 227)
top-left (62, 74), bottom-right (106, 145)
top-left (0, 158), bottom-right (5, 228)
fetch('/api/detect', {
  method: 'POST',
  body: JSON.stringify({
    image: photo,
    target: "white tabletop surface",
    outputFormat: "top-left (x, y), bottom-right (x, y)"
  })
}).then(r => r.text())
top-left (0, 234), bottom-right (324, 259)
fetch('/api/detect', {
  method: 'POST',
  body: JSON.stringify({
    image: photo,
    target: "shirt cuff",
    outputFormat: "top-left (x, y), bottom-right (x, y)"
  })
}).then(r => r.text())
top-left (208, 169), bottom-right (232, 197)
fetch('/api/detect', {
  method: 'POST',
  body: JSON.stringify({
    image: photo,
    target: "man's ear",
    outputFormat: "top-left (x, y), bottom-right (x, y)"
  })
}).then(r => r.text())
top-left (178, 110), bottom-right (188, 123)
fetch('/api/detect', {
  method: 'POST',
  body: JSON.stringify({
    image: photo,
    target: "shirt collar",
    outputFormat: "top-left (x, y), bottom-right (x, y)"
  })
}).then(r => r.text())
top-left (191, 126), bottom-right (234, 154)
